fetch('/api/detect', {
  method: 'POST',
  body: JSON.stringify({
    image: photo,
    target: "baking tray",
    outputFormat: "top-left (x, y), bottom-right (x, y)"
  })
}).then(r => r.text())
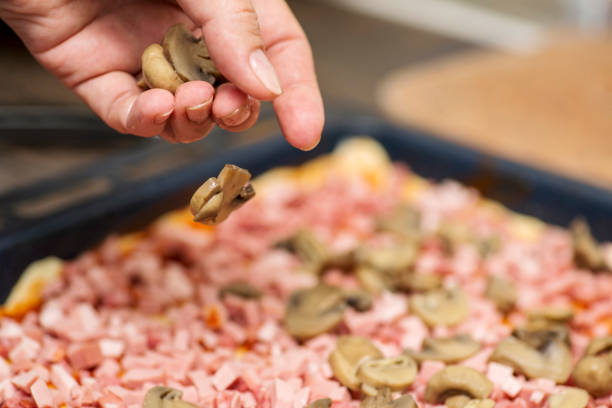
top-left (2, 113), bottom-right (612, 300)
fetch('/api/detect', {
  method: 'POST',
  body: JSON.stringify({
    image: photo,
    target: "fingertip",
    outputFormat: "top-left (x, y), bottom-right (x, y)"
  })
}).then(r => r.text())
top-left (176, 81), bottom-right (215, 125)
top-left (274, 83), bottom-right (324, 151)
top-left (126, 89), bottom-right (175, 137)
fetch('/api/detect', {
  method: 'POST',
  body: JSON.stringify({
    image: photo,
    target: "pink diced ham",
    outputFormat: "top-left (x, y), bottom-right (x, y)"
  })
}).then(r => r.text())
top-left (212, 362), bottom-right (241, 391)
top-left (121, 368), bottom-right (164, 387)
top-left (8, 337), bottom-right (40, 366)
top-left (30, 379), bottom-right (53, 408)
top-left (67, 342), bottom-right (104, 370)
top-left (99, 339), bottom-right (125, 358)
top-left (50, 364), bottom-right (78, 401)
top-left (0, 358), bottom-right (10, 381)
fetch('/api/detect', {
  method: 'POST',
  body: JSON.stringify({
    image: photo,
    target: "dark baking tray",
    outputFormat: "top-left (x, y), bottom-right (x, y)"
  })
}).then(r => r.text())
top-left (2, 113), bottom-right (612, 300)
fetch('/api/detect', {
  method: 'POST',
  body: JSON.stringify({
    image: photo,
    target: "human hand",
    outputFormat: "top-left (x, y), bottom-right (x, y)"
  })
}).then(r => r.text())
top-left (0, 0), bottom-right (324, 149)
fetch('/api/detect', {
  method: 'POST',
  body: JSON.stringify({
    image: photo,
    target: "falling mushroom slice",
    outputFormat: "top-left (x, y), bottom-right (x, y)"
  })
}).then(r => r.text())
top-left (410, 287), bottom-right (469, 327)
top-left (423, 366), bottom-right (493, 404)
top-left (489, 335), bottom-right (572, 383)
top-left (405, 334), bottom-right (481, 363)
top-left (143, 386), bottom-right (199, 408)
top-left (304, 399), bottom-right (332, 408)
top-left (190, 164), bottom-right (255, 225)
top-left (328, 336), bottom-right (383, 390)
top-left (572, 355), bottom-right (612, 396)
top-left (284, 284), bottom-right (346, 340)
top-left (356, 355), bottom-right (417, 392)
top-left (547, 387), bottom-right (589, 408)
top-left (484, 275), bottom-right (517, 313)
top-left (571, 217), bottom-right (608, 271)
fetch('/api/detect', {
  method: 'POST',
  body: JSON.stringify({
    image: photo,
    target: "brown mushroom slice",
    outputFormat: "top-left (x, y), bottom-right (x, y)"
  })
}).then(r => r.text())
top-left (390, 395), bottom-right (417, 408)
top-left (463, 399), bottom-right (495, 408)
top-left (445, 395), bottom-right (471, 408)
top-left (218, 282), bottom-right (262, 300)
top-left (410, 287), bottom-right (469, 327)
top-left (527, 306), bottom-right (574, 325)
top-left (394, 272), bottom-right (442, 293)
top-left (376, 205), bottom-right (422, 240)
top-left (512, 325), bottom-right (571, 348)
top-left (277, 229), bottom-right (329, 274)
top-left (344, 289), bottom-right (373, 312)
top-left (437, 221), bottom-right (473, 254)
top-left (304, 399), bottom-right (332, 408)
top-left (406, 334), bottom-right (481, 363)
top-left (356, 355), bottom-right (417, 391)
top-left (360, 388), bottom-right (417, 408)
top-left (489, 335), bottom-right (572, 383)
top-left (484, 275), bottom-right (517, 313)
top-left (584, 336), bottom-right (612, 357)
top-left (547, 387), bottom-right (589, 408)
top-left (357, 265), bottom-right (388, 295)
top-left (358, 245), bottom-right (418, 275)
top-left (162, 23), bottom-right (222, 85)
top-left (143, 386), bottom-right (198, 408)
top-left (571, 217), bottom-right (608, 271)
top-left (142, 44), bottom-right (184, 93)
top-left (285, 284), bottom-right (346, 340)
top-left (328, 336), bottom-right (383, 390)
top-left (572, 355), bottom-right (612, 396)
top-left (423, 365), bottom-right (493, 404)
top-left (190, 164), bottom-right (255, 225)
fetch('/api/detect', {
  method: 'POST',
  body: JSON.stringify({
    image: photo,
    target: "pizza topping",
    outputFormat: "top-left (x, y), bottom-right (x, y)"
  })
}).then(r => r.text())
top-left (527, 306), bottom-right (574, 325)
top-left (584, 336), bottom-right (612, 357)
top-left (276, 229), bottom-right (329, 274)
top-left (395, 272), bottom-right (442, 293)
top-left (218, 282), bottom-right (262, 300)
top-left (356, 265), bottom-right (388, 295)
top-left (360, 388), bottom-right (417, 408)
top-left (489, 332), bottom-right (572, 383)
top-left (329, 336), bottom-right (383, 390)
top-left (409, 287), bottom-right (469, 327)
top-left (344, 289), bottom-right (373, 312)
top-left (190, 164), bottom-right (255, 225)
top-left (143, 386), bottom-right (198, 408)
top-left (572, 356), bottom-right (612, 396)
top-left (571, 217), bottom-right (608, 271)
top-left (484, 275), bottom-right (516, 313)
top-left (284, 284), bottom-right (346, 340)
top-left (423, 366), bottom-right (493, 404)
top-left (376, 205), bottom-right (422, 241)
top-left (405, 334), bottom-right (481, 363)
top-left (357, 245), bottom-right (418, 276)
top-left (547, 387), bottom-right (589, 408)
top-left (356, 355), bottom-right (417, 392)
top-left (462, 399), bottom-right (495, 408)
top-left (304, 399), bottom-right (332, 408)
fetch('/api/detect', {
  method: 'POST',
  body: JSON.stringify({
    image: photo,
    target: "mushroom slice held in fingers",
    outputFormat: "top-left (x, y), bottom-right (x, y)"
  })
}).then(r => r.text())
top-left (405, 334), bottom-right (481, 363)
top-left (190, 164), bottom-right (255, 225)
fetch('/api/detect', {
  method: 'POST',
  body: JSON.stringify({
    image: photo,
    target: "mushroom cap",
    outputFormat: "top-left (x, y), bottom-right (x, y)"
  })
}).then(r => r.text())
top-left (572, 356), bottom-right (612, 396)
top-left (162, 23), bottom-right (220, 84)
top-left (284, 284), bottom-right (346, 340)
top-left (406, 334), bottom-right (481, 363)
top-left (423, 365), bottom-right (493, 403)
top-left (328, 335), bottom-right (383, 390)
top-left (344, 289), bottom-right (373, 312)
top-left (547, 387), bottom-right (589, 408)
top-left (585, 336), bottom-right (612, 357)
top-left (142, 44), bottom-right (184, 93)
top-left (356, 355), bottom-right (417, 391)
top-left (489, 335), bottom-right (572, 383)
top-left (484, 275), bottom-right (517, 313)
top-left (410, 287), bottom-right (469, 327)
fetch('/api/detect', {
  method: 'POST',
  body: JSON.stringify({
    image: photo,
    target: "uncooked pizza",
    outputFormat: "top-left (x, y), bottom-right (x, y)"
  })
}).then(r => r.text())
top-left (2, 138), bottom-right (612, 408)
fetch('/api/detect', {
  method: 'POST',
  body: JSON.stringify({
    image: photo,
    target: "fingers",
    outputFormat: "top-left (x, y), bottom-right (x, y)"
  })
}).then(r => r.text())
top-left (212, 83), bottom-right (260, 132)
top-left (178, 0), bottom-right (282, 101)
top-left (74, 71), bottom-right (174, 137)
top-left (252, 0), bottom-right (324, 150)
top-left (167, 81), bottom-right (215, 143)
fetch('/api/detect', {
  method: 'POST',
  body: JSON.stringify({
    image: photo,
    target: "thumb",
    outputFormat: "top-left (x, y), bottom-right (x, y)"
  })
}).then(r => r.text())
top-left (178, 0), bottom-right (282, 101)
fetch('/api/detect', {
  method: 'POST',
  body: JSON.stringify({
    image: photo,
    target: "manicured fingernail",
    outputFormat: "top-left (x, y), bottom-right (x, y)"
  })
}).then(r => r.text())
top-left (154, 109), bottom-right (173, 125)
top-left (186, 97), bottom-right (213, 124)
top-left (220, 104), bottom-right (250, 127)
top-left (249, 49), bottom-right (282, 96)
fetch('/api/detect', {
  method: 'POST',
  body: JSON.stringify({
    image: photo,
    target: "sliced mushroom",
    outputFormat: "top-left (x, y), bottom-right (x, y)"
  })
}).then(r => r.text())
top-left (394, 272), bottom-right (442, 293)
top-left (476, 236), bottom-right (501, 258)
top-left (190, 164), bottom-right (255, 225)
top-left (376, 205), bottom-right (422, 241)
top-left (547, 387), bottom-right (589, 408)
top-left (360, 388), bottom-right (417, 408)
top-left (405, 334), bottom-right (481, 363)
top-left (356, 355), bottom-right (417, 391)
top-left (285, 284), bottom-right (346, 340)
top-left (218, 282), bottom-right (262, 300)
top-left (526, 306), bottom-right (574, 325)
top-left (357, 245), bottom-right (418, 275)
top-left (328, 336), bottom-right (383, 390)
top-left (484, 275), bottom-right (517, 313)
top-left (423, 365), bottom-right (493, 404)
top-left (584, 336), bottom-right (612, 357)
top-left (356, 265), bottom-right (388, 295)
top-left (410, 287), bottom-right (469, 327)
top-left (143, 386), bottom-right (198, 408)
top-left (304, 399), bottom-right (332, 408)
top-left (445, 395), bottom-right (471, 408)
top-left (511, 325), bottom-right (570, 348)
top-left (437, 221), bottom-right (473, 255)
top-left (142, 44), bottom-right (184, 93)
top-left (572, 355), bottom-right (612, 396)
top-left (344, 289), bottom-right (373, 312)
top-left (571, 217), bottom-right (608, 271)
top-left (463, 399), bottom-right (495, 408)
top-left (488, 335), bottom-right (572, 383)
top-left (276, 229), bottom-right (329, 274)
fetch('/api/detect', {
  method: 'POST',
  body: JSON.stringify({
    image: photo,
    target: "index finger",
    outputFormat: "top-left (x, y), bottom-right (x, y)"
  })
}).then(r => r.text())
top-left (251, 0), bottom-right (325, 151)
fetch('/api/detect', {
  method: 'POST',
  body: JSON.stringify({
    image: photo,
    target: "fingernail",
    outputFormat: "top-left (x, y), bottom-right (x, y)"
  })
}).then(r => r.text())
top-left (154, 109), bottom-right (173, 125)
top-left (301, 138), bottom-right (320, 152)
top-left (186, 97), bottom-right (213, 124)
top-left (220, 104), bottom-right (250, 127)
top-left (249, 49), bottom-right (282, 96)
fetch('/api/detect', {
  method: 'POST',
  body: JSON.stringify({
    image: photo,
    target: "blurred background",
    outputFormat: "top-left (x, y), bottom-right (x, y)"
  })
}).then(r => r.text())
top-left (0, 0), bottom-right (611, 224)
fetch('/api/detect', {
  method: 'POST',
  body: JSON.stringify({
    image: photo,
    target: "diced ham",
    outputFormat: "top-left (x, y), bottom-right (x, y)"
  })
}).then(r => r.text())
top-left (50, 364), bottom-right (78, 402)
top-left (0, 319), bottom-right (24, 338)
top-left (212, 362), bottom-right (241, 391)
top-left (99, 339), bottom-right (125, 358)
top-left (0, 358), bottom-right (10, 381)
top-left (8, 337), bottom-right (40, 366)
top-left (121, 368), bottom-right (164, 387)
top-left (30, 379), bottom-right (53, 408)
top-left (164, 264), bottom-right (194, 301)
top-left (67, 342), bottom-right (104, 370)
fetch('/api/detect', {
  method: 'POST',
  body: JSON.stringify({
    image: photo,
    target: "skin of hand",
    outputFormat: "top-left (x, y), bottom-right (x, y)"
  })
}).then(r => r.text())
top-left (0, 0), bottom-right (324, 149)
